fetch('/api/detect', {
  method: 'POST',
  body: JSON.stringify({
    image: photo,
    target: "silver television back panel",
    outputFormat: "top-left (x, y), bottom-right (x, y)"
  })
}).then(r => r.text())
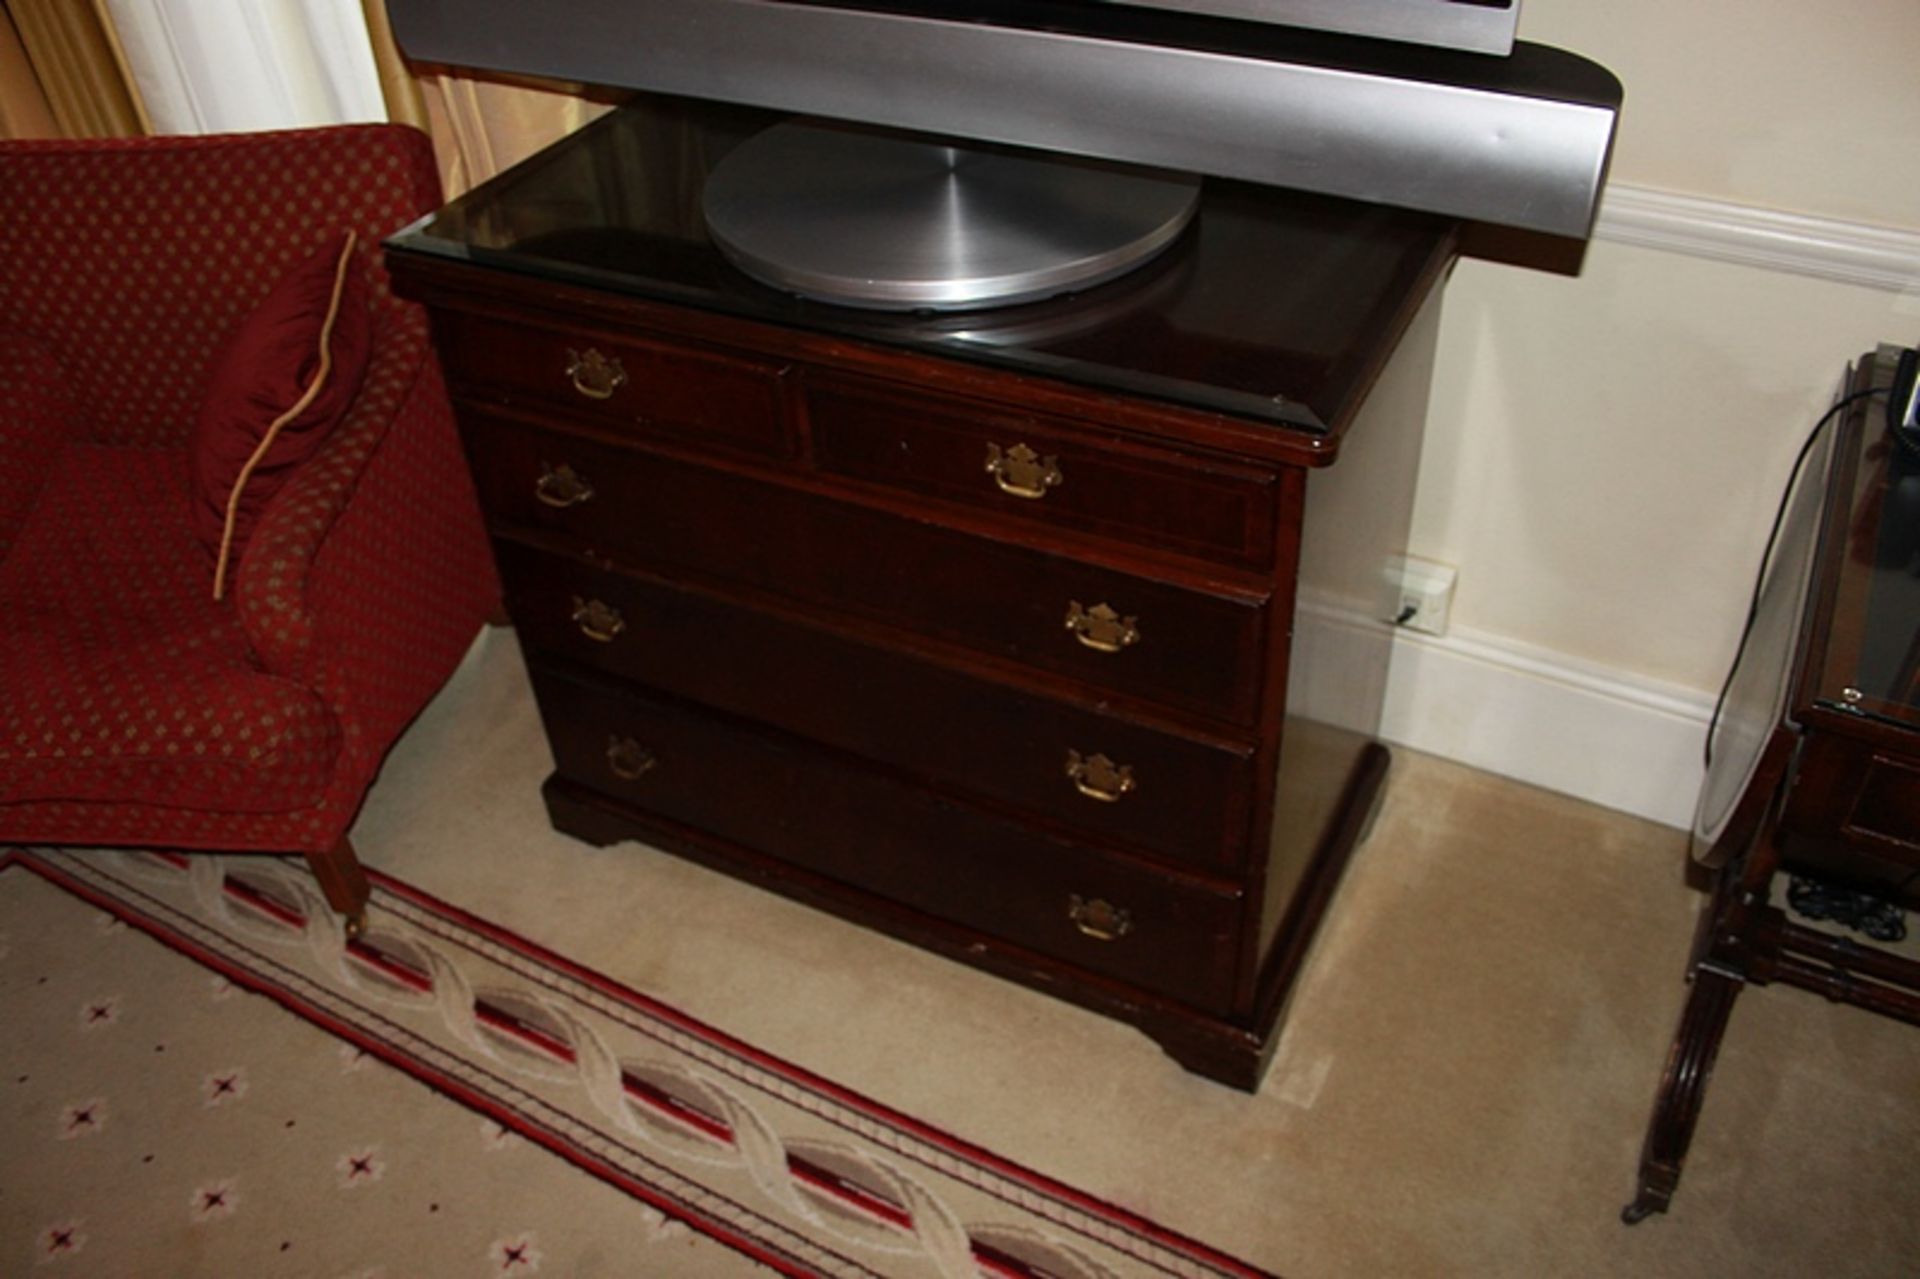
top-left (388, 0), bottom-right (1614, 238)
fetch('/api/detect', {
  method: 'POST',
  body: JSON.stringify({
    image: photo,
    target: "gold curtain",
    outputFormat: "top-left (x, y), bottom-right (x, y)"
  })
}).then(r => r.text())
top-left (357, 0), bottom-right (427, 131)
top-left (359, 0), bottom-right (609, 199)
top-left (416, 72), bottom-right (611, 197)
top-left (0, 6), bottom-right (58, 138)
top-left (4, 0), bottom-right (147, 138)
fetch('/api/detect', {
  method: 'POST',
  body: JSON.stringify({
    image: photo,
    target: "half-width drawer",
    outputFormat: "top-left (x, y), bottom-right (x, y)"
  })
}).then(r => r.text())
top-left (464, 411), bottom-right (1270, 724)
top-left (529, 662), bottom-right (1244, 1014)
top-left (808, 374), bottom-right (1281, 569)
top-left (437, 311), bottom-right (793, 458)
top-left (497, 539), bottom-right (1256, 871)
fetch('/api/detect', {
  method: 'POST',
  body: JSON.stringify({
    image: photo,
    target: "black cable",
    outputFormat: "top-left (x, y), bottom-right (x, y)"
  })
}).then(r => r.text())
top-left (1703, 384), bottom-right (1887, 770)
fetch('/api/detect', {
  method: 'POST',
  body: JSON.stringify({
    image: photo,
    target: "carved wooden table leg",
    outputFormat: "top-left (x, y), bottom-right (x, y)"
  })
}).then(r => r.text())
top-left (1622, 966), bottom-right (1744, 1223)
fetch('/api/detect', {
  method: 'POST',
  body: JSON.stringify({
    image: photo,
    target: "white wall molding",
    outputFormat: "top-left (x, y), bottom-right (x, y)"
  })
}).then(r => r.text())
top-left (1594, 184), bottom-right (1920, 294)
top-left (1378, 623), bottom-right (1717, 831)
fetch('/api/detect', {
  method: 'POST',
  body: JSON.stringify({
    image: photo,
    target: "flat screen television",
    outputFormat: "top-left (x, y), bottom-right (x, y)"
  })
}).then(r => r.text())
top-left (1094, 0), bottom-right (1520, 54)
top-left (391, 0), bottom-right (1614, 238)
top-left (392, 0), bottom-right (1611, 309)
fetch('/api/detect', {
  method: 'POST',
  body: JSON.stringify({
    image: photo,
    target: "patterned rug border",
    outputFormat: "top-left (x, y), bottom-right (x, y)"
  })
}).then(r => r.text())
top-left (1, 848), bottom-right (1277, 1279)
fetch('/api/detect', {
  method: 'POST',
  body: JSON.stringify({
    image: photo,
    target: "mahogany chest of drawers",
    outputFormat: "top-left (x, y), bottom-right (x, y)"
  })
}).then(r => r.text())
top-left (387, 99), bottom-right (1455, 1089)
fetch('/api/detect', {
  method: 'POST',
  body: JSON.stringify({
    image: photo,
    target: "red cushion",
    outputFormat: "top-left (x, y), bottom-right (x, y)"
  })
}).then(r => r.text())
top-left (188, 232), bottom-right (371, 595)
top-left (0, 444), bottom-right (340, 813)
top-left (0, 329), bottom-right (77, 559)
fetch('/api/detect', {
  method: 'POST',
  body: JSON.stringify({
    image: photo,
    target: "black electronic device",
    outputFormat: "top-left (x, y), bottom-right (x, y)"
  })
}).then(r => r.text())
top-left (1890, 343), bottom-right (1920, 452)
top-left (1888, 345), bottom-right (1920, 577)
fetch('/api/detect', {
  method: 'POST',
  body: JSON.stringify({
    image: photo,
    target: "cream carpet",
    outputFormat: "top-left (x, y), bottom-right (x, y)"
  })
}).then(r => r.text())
top-left (22, 626), bottom-right (1920, 1275)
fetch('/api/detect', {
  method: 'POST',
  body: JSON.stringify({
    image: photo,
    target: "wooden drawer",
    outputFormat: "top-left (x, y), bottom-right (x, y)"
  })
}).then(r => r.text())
top-left (438, 311), bottom-right (793, 458)
top-left (1784, 734), bottom-right (1920, 872)
top-left (496, 538), bottom-right (1256, 871)
top-left (807, 375), bottom-right (1281, 568)
top-left (463, 411), bottom-right (1270, 724)
top-left (529, 661), bottom-right (1244, 1013)
top-left (1843, 756), bottom-right (1920, 859)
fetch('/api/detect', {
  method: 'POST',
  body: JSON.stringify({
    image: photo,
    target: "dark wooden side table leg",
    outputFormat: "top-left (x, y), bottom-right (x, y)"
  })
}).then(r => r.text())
top-left (302, 836), bottom-right (371, 938)
top-left (1622, 967), bottom-right (1744, 1223)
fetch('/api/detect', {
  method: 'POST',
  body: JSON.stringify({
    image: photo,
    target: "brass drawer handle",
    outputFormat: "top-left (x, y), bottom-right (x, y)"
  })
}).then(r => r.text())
top-left (570, 596), bottom-right (626, 643)
top-left (566, 347), bottom-right (628, 400)
top-left (985, 442), bottom-right (1063, 500)
top-left (1065, 750), bottom-right (1136, 803)
top-left (606, 735), bottom-right (656, 781)
top-left (535, 461), bottom-right (595, 508)
top-left (1068, 894), bottom-right (1133, 942)
top-left (1064, 601), bottom-right (1140, 654)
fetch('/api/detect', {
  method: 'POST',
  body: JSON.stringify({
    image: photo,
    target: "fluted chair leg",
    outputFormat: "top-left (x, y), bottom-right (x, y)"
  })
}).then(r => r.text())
top-left (303, 836), bottom-right (371, 936)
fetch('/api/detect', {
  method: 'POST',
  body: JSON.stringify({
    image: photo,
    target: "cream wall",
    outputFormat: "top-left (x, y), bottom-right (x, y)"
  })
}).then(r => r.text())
top-left (1418, 246), bottom-right (1905, 689)
top-left (1388, 0), bottom-right (1920, 821)
top-left (1525, 0), bottom-right (1920, 225)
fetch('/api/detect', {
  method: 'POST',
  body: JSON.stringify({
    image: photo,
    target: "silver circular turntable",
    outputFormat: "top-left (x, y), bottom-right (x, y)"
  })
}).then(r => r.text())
top-left (702, 121), bottom-right (1201, 312)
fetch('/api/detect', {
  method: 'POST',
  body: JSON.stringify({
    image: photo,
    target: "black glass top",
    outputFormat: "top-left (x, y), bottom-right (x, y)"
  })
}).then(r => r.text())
top-left (386, 94), bottom-right (1455, 435)
top-left (1814, 346), bottom-right (1920, 733)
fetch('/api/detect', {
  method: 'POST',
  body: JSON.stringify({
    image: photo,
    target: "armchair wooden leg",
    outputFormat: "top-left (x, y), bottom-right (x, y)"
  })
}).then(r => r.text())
top-left (303, 836), bottom-right (371, 937)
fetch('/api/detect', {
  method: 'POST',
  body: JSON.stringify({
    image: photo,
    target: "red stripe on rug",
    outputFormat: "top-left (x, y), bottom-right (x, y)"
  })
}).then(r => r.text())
top-left (358, 860), bottom-right (1278, 1277)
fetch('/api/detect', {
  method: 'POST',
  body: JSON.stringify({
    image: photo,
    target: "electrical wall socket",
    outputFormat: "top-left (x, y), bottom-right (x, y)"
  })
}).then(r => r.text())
top-left (1390, 556), bottom-right (1457, 636)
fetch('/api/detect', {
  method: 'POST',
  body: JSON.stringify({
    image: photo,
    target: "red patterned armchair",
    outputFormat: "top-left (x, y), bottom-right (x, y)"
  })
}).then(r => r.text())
top-left (0, 126), bottom-right (498, 931)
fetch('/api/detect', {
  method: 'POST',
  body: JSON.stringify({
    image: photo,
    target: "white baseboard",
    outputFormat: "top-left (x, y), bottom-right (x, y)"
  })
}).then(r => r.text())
top-left (1379, 625), bottom-right (1716, 830)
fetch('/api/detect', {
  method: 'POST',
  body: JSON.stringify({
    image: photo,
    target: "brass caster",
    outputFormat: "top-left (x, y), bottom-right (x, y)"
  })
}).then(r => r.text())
top-left (344, 911), bottom-right (367, 940)
top-left (1621, 1194), bottom-right (1664, 1226)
